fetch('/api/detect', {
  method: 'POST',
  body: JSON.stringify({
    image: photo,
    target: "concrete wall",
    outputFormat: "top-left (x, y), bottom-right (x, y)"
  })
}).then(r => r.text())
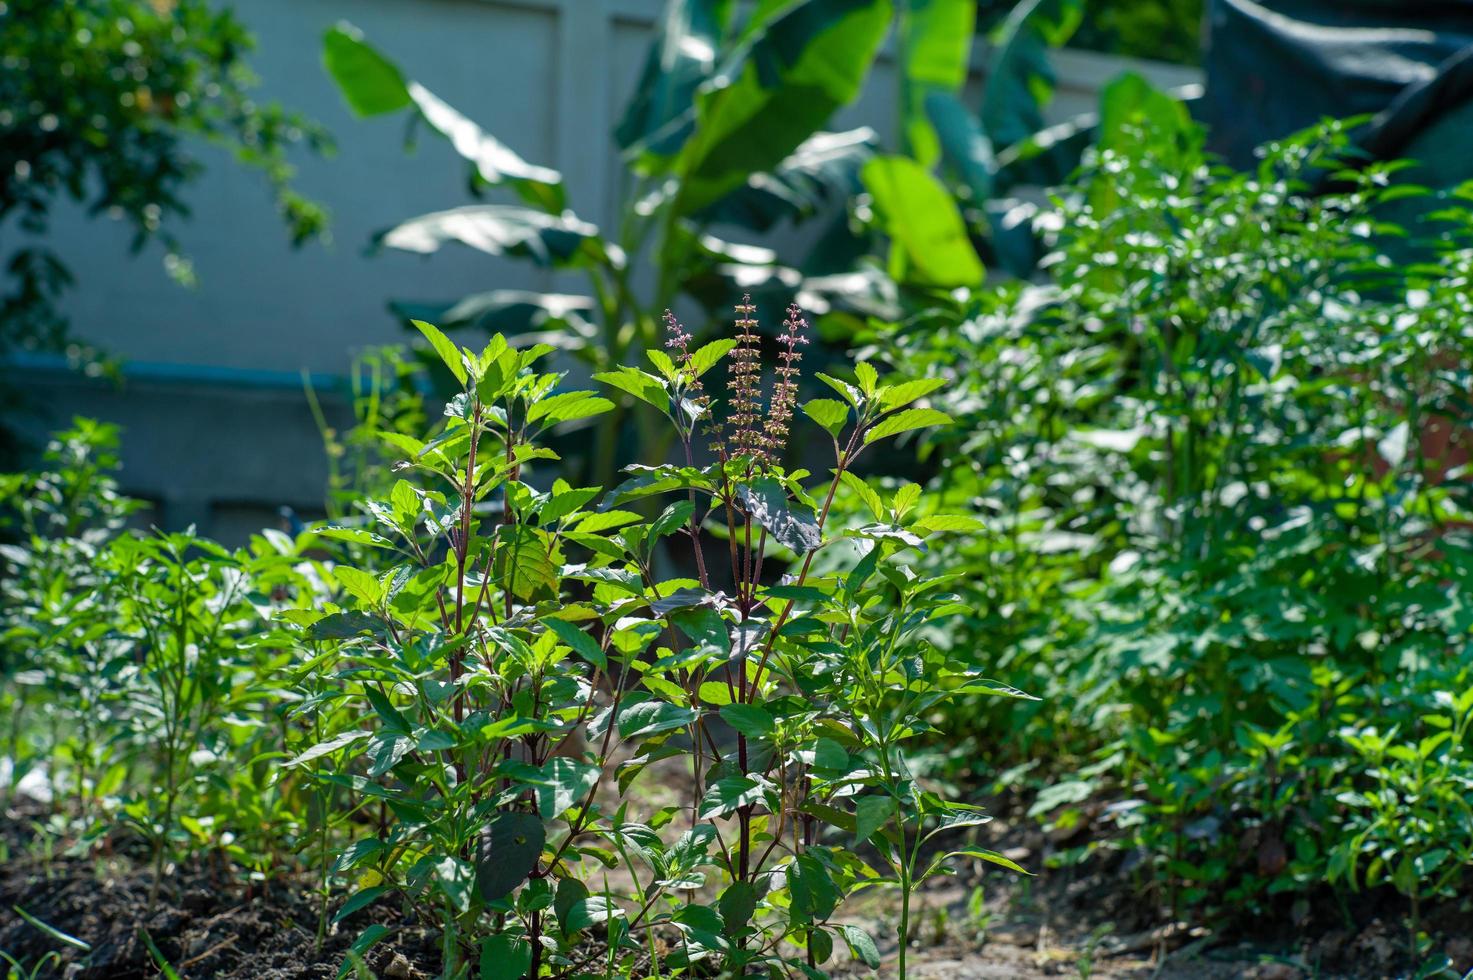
top-left (9, 0), bottom-right (1201, 539)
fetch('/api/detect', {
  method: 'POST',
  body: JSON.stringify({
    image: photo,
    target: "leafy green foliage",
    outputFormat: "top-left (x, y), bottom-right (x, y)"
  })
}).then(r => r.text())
top-left (0, 301), bottom-right (1017, 975)
top-left (854, 102), bottom-right (1473, 956)
top-left (268, 307), bottom-right (1007, 977)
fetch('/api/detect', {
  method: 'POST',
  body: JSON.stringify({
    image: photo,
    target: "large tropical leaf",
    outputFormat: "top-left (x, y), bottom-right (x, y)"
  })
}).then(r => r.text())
top-left (615, 0), bottom-right (734, 163)
top-left (323, 23), bottom-right (564, 212)
top-left (979, 0), bottom-right (1083, 150)
top-left (373, 206), bottom-right (611, 268)
top-left (389, 290), bottom-right (596, 342)
top-left (696, 128), bottom-right (877, 232)
top-left (672, 0), bottom-right (893, 216)
top-left (861, 155), bottom-right (983, 288)
top-left (899, 0), bottom-right (976, 167)
top-left (926, 90), bottom-right (997, 203)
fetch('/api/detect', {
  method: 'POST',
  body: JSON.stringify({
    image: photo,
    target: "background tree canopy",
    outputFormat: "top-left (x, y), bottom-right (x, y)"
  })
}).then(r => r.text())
top-left (0, 0), bottom-right (329, 364)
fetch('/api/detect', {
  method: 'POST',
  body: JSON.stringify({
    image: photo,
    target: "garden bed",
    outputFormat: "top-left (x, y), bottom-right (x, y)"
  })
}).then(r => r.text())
top-left (7, 796), bottom-right (1469, 979)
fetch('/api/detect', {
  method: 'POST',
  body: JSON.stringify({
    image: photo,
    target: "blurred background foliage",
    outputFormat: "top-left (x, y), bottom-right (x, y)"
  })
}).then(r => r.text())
top-left (0, 0), bottom-right (329, 458)
top-left (979, 0), bottom-right (1202, 64)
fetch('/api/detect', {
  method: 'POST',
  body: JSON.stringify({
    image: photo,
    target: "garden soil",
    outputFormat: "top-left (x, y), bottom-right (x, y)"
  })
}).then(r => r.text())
top-left (2, 799), bottom-right (1468, 978)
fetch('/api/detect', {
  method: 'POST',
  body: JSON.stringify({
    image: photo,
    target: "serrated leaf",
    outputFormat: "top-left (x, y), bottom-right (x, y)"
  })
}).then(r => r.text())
top-left (528, 391), bottom-right (614, 425)
top-left (719, 703), bottom-right (775, 739)
top-left (307, 611), bottom-right (385, 640)
top-left (411, 319), bottom-right (468, 386)
top-left (574, 510), bottom-right (643, 534)
top-left (854, 794), bottom-right (893, 846)
top-left (493, 525), bottom-right (560, 601)
top-left (880, 376), bottom-right (948, 410)
top-left (840, 471), bottom-right (885, 522)
top-left (803, 397), bottom-right (851, 437)
top-left (285, 731), bottom-right (371, 768)
top-left (688, 338), bottom-right (738, 378)
top-left (541, 486), bottom-right (601, 524)
top-left (840, 924), bottom-right (881, 968)
top-left (815, 372), bottom-right (862, 407)
top-left (334, 566), bottom-right (383, 606)
top-left (618, 699), bottom-right (700, 741)
top-left (737, 477), bottom-right (820, 554)
top-left (863, 407), bottom-right (952, 445)
top-left (477, 811), bottom-right (545, 902)
top-left (545, 618), bottom-right (607, 671)
top-left (915, 513), bottom-right (984, 533)
top-left (594, 367), bottom-right (670, 412)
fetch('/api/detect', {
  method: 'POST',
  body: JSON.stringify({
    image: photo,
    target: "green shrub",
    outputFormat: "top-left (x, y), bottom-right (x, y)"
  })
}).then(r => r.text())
top-left (0, 301), bottom-right (1029, 977)
top-left (284, 309), bottom-right (1026, 976)
top-left (861, 114), bottom-right (1473, 945)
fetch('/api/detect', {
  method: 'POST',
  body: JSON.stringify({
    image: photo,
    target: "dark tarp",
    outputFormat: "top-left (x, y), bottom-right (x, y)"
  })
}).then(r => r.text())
top-left (1203, 0), bottom-right (1473, 188)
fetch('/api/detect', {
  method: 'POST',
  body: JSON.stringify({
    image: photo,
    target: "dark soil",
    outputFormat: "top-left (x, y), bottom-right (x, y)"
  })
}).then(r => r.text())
top-left (5, 794), bottom-right (1473, 979)
top-left (0, 801), bottom-right (438, 979)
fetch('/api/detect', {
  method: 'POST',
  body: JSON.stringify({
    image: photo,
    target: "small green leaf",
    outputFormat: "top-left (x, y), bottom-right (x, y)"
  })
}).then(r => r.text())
top-left (688, 338), bottom-right (738, 377)
top-left (815, 372), bottom-right (862, 407)
top-left (433, 855), bottom-right (476, 913)
top-left (333, 566), bottom-right (383, 606)
top-left (840, 471), bottom-right (885, 522)
top-left (536, 758), bottom-right (600, 820)
top-left (651, 500), bottom-right (696, 540)
top-left (479, 934), bottom-right (532, 980)
top-left (803, 398), bottom-right (851, 437)
top-left (880, 377), bottom-right (948, 410)
top-left (411, 319), bottom-right (468, 386)
top-left (528, 391), bottom-right (615, 425)
top-left (493, 525), bottom-right (560, 601)
top-left (813, 737), bottom-right (850, 772)
top-left (854, 794), bottom-right (893, 846)
top-left (574, 510), bottom-right (643, 534)
top-left (938, 845), bottom-right (1031, 876)
top-left (545, 618), bottom-right (606, 670)
top-left (720, 703), bottom-right (775, 739)
top-left (541, 486), bottom-right (601, 524)
top-left (476, 811), bottom-right (546, 902)
top-left (863, 407), bottom-right (952, 445)
top-left (698, 776), bottom-right (766, 818)
top-left (618, 699), bottom-right (699, 741)
top-left (286, 731), bottom-right (371, 769)
top-left (840, 923), bottom-right (881, 968)
top-left (719, 881), bottom-right (758, 933)
top-left (594, 366), bottom-right (670, 412)
top-left (915, 513), bottom-right (984, 533)
top-left (365, 687), bottom-right (411, 735)
top-left (738, 477), bottom-right (820, 554)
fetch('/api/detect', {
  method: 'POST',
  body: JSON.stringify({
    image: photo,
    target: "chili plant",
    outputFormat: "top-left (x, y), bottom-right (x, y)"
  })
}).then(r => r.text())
top-left (293, 300), bottom-right (1030, 977)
